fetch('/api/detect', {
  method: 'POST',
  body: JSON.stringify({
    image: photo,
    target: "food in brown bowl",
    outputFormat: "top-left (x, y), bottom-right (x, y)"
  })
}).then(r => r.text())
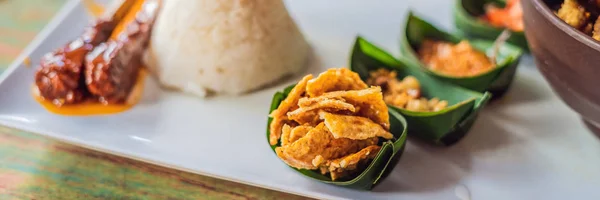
top-left (522, 0), bottom-right (600, 134)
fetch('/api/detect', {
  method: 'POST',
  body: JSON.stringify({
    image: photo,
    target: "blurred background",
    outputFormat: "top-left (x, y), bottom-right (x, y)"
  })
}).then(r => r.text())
top-left (0, 0), bottom-right (65, 69)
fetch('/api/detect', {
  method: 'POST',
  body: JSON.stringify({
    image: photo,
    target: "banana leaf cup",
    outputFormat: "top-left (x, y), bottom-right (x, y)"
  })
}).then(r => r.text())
top-left (266, 85), bottom-right (408, 190)
top-left (351, 36), bottom-right (491, 146)
top-left (454, 0), bottom-right (529, 50)
top-left (401, 12), bottom-right (523, 98)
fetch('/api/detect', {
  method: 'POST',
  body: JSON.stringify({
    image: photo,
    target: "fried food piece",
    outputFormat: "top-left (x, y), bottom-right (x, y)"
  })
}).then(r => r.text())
top-left (275, 147), bottom-right (315, 169)
top-left (312, 155), bottom-right (327, 168)
top-left (557, 0), bottom-right (590, 29)
top-left (297, 98), bottom-right (356, 113)
top-left (270, 75), bottom-right (313, 117)
top-left (368, 69), bottom-right (449, 112)
top-left (319, 111), bottom-right (393, 140)
top-left (593, 17), bottom-right (600, 41)
top-left (269, 75), bottom-right (313, 145)
top-left (306, 68), bottom-right (368, 97)
top-left (269, 116), bottom-right (291, 145)
top-left (428, 98), bottom-right (449, 112)
top-left (367, 68), bottom-right (418, 93)
top-left (297, 96), bottom-right (343, 107)
top-left (275, 123), bottom-right (377, 170)
top-left (419, 40), bottom-right (495, 77)
top-left (272, 68), bottom-right (393, 180)
top-left (276, 124), bottom-right (328, 170)
top-left (280, 124), bottom-right (293, 146)
top-left (405, 98), bottom-right (449, 112)
top-left (298, 96), bottom-right (349, 108)
top-left (316, 87), bottom-right (390, 130)
top-left (583, 22), bottom-right (595, 35)
top-left (326, 145), bottom-right (381, 181)
top-left (289, 125), bottom-right (313, 144)
top-left (369, 69), bottom-right (419, 105)
top-left (296, 87), bottom-right (390, 129)
top-left (287, 98), bottom-right (356, 124)
top-left (35, 20), bottom-right (115, 106)
top-left (287, 110), bottom-right (320, 126)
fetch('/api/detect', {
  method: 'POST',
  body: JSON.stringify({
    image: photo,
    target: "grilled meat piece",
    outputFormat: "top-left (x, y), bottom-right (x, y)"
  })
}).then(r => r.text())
top-left (85, 3), bottom-right (158, 104)
top-left (34, 20), bottom-right (115, 106)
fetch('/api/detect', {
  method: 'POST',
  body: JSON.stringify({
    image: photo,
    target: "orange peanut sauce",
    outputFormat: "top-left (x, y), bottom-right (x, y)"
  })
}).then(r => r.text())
top-left (418, 40), bottom-right (495, 77)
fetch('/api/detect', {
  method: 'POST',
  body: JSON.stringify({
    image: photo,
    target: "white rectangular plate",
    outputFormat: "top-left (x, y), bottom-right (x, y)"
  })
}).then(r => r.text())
top-left (1, 0), bottom-right (600, 199)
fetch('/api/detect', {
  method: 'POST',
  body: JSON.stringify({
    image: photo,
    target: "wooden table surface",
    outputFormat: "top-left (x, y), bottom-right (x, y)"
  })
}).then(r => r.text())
top-left (0, 0), bottom-right (310, 199)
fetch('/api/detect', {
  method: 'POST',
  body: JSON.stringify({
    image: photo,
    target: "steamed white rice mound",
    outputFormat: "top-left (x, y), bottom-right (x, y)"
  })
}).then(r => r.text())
top-left (144, 0), bottom-right (310, 97)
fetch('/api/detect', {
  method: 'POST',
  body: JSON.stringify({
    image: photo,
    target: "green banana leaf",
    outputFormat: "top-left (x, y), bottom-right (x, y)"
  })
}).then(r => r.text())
top-left (400, 12), bottom-right (523, 98)
top-left (351, 36), bottom-right (491, 145)
top-left (454, 0), bottom-right (529, 50)
top-left (266, 85), bottom-right (408, 190)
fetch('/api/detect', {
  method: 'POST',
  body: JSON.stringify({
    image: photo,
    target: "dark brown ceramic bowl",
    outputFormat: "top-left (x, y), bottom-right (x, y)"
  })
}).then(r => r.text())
top-left (522, 0), bottom-right (600, 134)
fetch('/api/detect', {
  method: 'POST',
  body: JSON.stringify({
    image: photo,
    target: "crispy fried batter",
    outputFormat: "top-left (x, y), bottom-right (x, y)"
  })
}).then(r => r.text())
top-left (275, 123), bottom-right (377, 170)
top-left (289, 125), bottom-right (313, 144)
top-left (269, 116), bottom-right (289, 145)
top-left (269, 75), bottom-right (313, 145)
top-left (327, 145), bottom-right (381, 181)
top-left (312, 155), bottom-right (326, 168)
top-left (287, 98), bottom-right (356, 124)
top-left (276, 123), bottom-right (337, 170)
top-left (271, 68), bottom-right (392, 180)
top-left (557, 0), bottom-right (591, 29)
top-left (306, 68), bottom-right (368, 97)
top-left (317, 87), bottom-right (390, 130)
top-left (280, 124), bottom-right (293, 146)
top-left (298, 96), bottom-right (347, 107)
top-left (287, 110), bottom-right (320, 125)
top-left (270, 74), bottom-right (313, 118)
top-left (276, 147), bottom-right (315, 169)
top-left (319, 111), bottom-right (393, 140)
top-left (593, 17), bottom-right (600, 41)
top-left (297, 96), bottom-right (343, 107)
top-left (583, 22), bottom-right (594, 35)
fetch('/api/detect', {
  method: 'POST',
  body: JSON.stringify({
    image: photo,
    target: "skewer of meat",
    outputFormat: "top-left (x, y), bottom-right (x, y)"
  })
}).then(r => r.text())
top-left (34, 19), bottom-right (115, 106)
top-left (33, 0), bottom-right (144, 106)
top-left (85, 0), bottom-right (159, 104)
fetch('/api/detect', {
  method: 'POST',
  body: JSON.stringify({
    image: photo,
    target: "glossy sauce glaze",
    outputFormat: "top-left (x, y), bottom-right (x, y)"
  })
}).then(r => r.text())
top-left (111, 0), bottom-right (146, 39)
top-left (33, 0), bottom-right (153, 116)
top-left (32, 68), bottom-right (147, 116)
